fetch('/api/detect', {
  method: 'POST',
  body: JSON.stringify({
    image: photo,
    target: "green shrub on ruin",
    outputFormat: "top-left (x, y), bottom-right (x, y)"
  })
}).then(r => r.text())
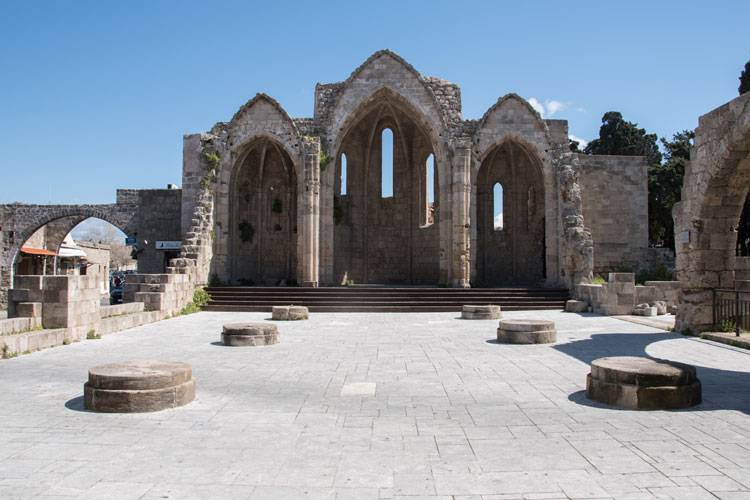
top-left (239, 220), bottom-right (255, 243)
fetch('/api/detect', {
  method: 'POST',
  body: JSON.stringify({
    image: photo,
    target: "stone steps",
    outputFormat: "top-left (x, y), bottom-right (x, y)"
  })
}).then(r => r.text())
top-left (203, 287), bottom-right (568, 312)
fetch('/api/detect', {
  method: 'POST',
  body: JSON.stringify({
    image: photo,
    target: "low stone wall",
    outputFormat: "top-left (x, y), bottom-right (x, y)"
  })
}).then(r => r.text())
top-left (1, 327), bottom-right (70, 354)
top-left (10, 275), bottom-right (101, 339)
top-left (1, 309), bottom-right (171, 357)
top-left (2, 272), bottom-right (196, 358)
top-left (123, 273), bottom-right (194, 316)
top-left (0, 316), bottom-right (42, 335)
top-left (643, 281), bottom-right (680, 307)
top-left (575, 273), bottom-right (680, 316)
top-left (100, 302), bottom-right (144, 319)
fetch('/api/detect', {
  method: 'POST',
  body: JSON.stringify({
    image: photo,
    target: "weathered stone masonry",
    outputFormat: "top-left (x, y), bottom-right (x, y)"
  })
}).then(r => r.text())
top-left (195, 50), bottom-right (623, 290)
top-left (2, 50), bottom-right (667, 307)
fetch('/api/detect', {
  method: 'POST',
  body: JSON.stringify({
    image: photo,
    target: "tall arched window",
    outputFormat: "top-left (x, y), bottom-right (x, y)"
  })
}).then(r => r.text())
top-left (340, 153), bottom-right (347, 195)
top-left (427, 154), bottom-right (434, 203)
top-left (421, 154), bottom-right (436, 227)
top-left (382, 128), bottom-right (393, 198)
top-left (494, 182), bottom-right (503, 231)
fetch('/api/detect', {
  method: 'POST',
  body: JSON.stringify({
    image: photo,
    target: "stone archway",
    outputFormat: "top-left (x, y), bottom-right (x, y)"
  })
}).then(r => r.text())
top-left (229, 136), bottom-right (298, 285)
top-left (1, 202), bottom-right (137, 306)
top-left (476, 139), bottom-right (546, 286)
top-left (332, 92), bottom-right (441, 285)
top-left (674, 92), bottom-right (750, 332)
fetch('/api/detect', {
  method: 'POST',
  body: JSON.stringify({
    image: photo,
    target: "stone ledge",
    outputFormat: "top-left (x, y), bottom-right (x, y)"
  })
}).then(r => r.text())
top-left (100, 302), bottom-right (145, 319)
top-left (701, 331), bottom-right (750, 350)
top-left (0, 316), bottom-right (43, 335)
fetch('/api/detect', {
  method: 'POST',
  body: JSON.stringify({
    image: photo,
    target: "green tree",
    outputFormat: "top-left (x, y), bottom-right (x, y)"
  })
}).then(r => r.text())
top-left (648, 131), bottom-right (694, 249)
top-left (740, 58), bottom-right (750, 95)
top-left (584, 111), bottom-right (662, 166)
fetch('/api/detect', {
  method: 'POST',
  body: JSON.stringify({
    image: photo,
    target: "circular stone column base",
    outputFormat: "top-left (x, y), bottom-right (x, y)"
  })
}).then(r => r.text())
top-left (496, 319), bottom-right (556, 344)
top-left (586, 356), bottom-right (701, 410)
top-left (222, 323), bottom-right (279, 346)
top-left (272, 305), bottom-right (309, 320)
top-left (84, 360), bottom-right (195, 413)
top-left (462, 305), bottom-right (502, 320)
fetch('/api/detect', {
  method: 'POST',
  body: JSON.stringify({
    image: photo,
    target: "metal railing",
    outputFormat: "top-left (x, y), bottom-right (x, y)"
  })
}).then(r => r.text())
top-left (712, 288), bottom-right (750, 336)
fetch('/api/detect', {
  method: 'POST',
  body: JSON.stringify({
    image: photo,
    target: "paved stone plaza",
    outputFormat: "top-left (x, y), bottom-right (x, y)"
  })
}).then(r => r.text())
top-left (1, 311), bottom-right (750, 499)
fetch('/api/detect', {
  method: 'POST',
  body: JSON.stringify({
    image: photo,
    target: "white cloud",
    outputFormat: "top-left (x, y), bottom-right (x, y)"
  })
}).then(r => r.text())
top-left (545, 99), bottom-right (565, 116)
top-left (569, 134), bottom-right (588, 150)
top-left (527, 98), bottom-right (567, 118)
top-left (494, 213), bottom-right (503, 229)
top-left (528, 97), bottom-right (545, 117)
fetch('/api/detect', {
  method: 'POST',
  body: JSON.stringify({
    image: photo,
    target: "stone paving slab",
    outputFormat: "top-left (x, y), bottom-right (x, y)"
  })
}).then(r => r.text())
top-left (1, 310), bottom-right (750, 499)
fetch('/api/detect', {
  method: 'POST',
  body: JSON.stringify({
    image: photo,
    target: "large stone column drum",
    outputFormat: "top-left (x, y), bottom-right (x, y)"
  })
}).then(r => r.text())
top-left (84, 360), bottom-right (195, 413)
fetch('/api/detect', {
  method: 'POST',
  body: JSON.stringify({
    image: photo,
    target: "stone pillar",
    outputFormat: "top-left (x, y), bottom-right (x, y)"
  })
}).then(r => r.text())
top-left (451, 140), bottom-right (471, 288)
top-left (673, 200), bottom-right (735, 332)
top-left (300, 139), bottom-right (320, 287)
top-left (557, 152), bottom-right (593, 290)
top-left (181, 134), bottom-right (203, 236)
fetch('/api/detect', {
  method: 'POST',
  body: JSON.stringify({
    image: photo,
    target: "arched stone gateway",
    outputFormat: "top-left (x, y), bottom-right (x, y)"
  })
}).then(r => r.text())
top-left (674, 92), bottom-right (750, 332)
top-left (0, 199), bottom-right (138, 305)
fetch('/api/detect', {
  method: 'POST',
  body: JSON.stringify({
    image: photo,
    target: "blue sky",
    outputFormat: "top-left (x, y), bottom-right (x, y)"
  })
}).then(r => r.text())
top-left (2, 0), bottom-right (749, 209)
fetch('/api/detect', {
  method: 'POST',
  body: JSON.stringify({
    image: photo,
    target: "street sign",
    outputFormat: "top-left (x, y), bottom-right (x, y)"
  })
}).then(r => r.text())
top-left (125, 237), bottom-right (137, 246)
top-left (156, 241), bottom-right (181, 250)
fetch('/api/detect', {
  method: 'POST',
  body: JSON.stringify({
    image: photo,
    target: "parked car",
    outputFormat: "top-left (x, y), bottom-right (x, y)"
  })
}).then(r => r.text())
top-left (110, 284), bottom-right (123, 305)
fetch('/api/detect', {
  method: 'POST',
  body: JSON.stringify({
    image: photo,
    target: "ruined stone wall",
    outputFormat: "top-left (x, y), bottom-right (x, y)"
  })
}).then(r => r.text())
top-left (673, 92), bottom-right (750, 332)
top-left (579, 155), bottom-right (649, 273)
top-left (11, 275), bottom-right (101, 338)
top-left (469, 94), bottom-right (592, 288)
top-left (134, 189), bottom-right (182, 274)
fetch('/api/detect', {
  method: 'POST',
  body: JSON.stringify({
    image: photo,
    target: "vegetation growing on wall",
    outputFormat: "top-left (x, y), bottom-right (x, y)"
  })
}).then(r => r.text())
top-left (319, 152), bottom-right (332, 170)
top-left (238, 220), bottom-right (255, 243)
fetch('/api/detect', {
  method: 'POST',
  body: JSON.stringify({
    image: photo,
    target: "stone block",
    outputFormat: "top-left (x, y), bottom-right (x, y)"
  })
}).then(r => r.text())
top-left (222, 323), bottom-right (279, 346)
top-left (635, 286), bottom-right (656, 304)
top-left (496, 319), bottom-right (556, 344)
top-left (565, 300), bottom-right (589, 313)
top-left (634, 303), bottom-right (657, 317)
top-left (597, 304), bottom-right (634, 316)
top-left (84, 360), bottom-right (195, 413)
top-left (586, 356), bottom-right (701, 410)
top-left (609, 273), bottom-right (635, 284)
top-left (461, 304), bottom-right (502, 320)
top-left (16, 302), bottom-right (41, 318)
top-left (272, 305), bottom-right (309, 321)
top-left (652, 301), bottom-right (668, 315)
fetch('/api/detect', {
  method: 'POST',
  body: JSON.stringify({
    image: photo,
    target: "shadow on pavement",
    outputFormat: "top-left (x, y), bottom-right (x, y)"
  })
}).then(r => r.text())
top-left (555, 331), bottom-right (750, 414)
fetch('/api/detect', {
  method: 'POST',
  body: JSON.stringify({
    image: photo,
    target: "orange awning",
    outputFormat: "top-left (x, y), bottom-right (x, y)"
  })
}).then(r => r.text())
top-left (20, 247), bottom-right (58, 257)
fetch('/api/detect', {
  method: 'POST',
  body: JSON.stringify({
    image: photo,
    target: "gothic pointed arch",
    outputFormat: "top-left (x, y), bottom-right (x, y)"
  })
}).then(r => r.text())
top-left (328, 85), bottom-right (445, 285)
top-left (674, 92), bottom-right (750, 332)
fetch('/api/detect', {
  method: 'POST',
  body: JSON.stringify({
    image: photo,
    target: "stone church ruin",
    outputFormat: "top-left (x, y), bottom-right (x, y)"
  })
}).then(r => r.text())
top-left (5, 50), bottom-right (747, 334)
top-left (179, 50), bottom-right (661, 291)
